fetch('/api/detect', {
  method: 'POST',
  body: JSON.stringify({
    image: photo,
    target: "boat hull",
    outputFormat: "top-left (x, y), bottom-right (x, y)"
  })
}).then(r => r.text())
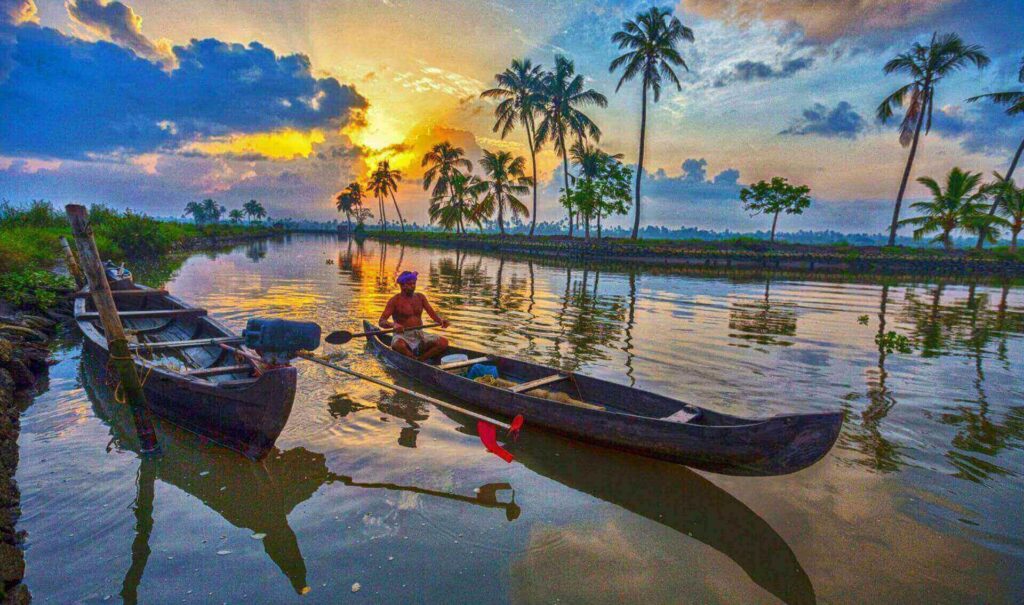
top-left (364, 321), bottom-right (842, 476)
top-left (75, 282), bottom-right (296, 459)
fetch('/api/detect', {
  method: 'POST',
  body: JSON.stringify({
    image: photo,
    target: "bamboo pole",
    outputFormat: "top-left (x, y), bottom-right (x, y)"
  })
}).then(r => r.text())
top-left (60, 236), bottom-right (86, 289)
top-left (65, 204), bottom-right (160, 455)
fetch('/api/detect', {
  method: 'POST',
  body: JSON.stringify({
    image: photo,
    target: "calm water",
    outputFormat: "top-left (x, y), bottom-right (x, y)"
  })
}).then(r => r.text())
top-left (18, 234), bottom-right (1024, 604)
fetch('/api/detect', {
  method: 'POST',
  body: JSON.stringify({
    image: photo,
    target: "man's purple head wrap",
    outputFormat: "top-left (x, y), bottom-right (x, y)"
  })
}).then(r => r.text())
top-left (397, 271), bottom-right (418, 285)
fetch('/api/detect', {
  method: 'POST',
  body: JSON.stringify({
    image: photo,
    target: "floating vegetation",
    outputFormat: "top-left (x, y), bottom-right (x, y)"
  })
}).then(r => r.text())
top-left (875, 330), bottom-right (913, 354)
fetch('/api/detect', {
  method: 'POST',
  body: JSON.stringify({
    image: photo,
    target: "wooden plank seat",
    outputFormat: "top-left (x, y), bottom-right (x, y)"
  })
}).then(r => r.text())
top-left (438, 356), bottom-right (491, 371)
top-left (510, 374), bottom-right (569, 393)
top-left (79, 309), bottom-right (206, 320)
top-left (185, 364), bottom-right (253, 378)
top-left (130, 336), bottom-right (243, 350)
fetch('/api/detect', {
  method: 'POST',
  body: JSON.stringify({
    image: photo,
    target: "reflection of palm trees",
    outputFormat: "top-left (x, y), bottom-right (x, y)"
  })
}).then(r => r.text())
top-left (842, 285), bottom-right (903, 472)
top-left (939, 285), bottom-right (1024, 482)
top-left (245, 239), bottom-right (267, 263)
top-left (559, 267), bottom-right (627, 367)
top-left (728, 277), bottom-right (798, 347)
top-left (624, 271), bottom-right (638, 386)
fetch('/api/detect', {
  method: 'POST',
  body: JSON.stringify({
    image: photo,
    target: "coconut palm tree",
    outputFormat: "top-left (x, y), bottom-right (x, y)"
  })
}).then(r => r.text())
top-left (429, 172), bottom-right (487, 234)
top-left (335, 182), bottom-right (364, 233)
top-left (610, 6), bottom-right (694, 241)
top-left (534, 55), bottom-right (608, 237)
top-left (201, 198), bottom-right (225, 224)
top-left (367, 164), bottom-right (394, 233)
top-left (968, 54), bottom-right (1024, 249)
top-left (242, 199), bottom-right (266, 225)
top-left (481, 58), bottom-right (546, 236)
top-left (570, 141), bottom-right (625, 238)
top-left (477, 149), bottom-right (532, 235)
top-left (183, 201), bottom-right (207, 224)
top-left (877, 32), bottom-right (989, 246)
top-left (984, 173), bottom-right (1023, 251)
top-left (898, 167), bottom-right (991, 251)
top-left (228, 209), bottom-right (245, 224)
top-left (373, 160), bottom-right (405, 232)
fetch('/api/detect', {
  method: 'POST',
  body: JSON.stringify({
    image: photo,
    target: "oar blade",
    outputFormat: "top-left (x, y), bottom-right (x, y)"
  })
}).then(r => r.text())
top-left (324, 330), bottom-right (353, 345)
top-left (478, 421), bottom-right (514, 463)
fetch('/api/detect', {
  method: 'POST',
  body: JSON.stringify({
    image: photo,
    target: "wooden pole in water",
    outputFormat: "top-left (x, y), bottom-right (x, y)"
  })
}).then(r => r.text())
top-left (59, 235), bottom-right (86, 289)
top-left (65, 204), bottom-right (160, 455)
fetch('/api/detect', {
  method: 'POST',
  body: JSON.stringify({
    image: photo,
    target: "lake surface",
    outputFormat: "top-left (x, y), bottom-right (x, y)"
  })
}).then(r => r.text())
top-left (18, 234), bottom-right (1024, 604)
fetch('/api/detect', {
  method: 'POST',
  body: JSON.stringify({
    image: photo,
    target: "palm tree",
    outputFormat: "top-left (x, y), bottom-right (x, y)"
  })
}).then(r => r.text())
top-left (242, 199), bottom-right (266, 225)
top-left (610, 6), bottom-right (694, 240)
top-left (335, 182), bottom-right (364, 233)
top-left (968, 54), bottom-right (1024, 249)
top-left (183, 201), bottom-right (207, 224)
top-left (477, 149), bottom-right (532, 235)
top-left (422, 142), bottom-right (473, 233)
top-left (570, 141), bottom-right (624, 238)
top-left (534, 55), bottom-right (608, 237)
top-left (877, 32), bottom-right (989, 246)
top-left (228, 209), bottom-right (244, 224)
top-left (374, 160), bottom-right (405, 232)
top-left (898, 167), bottom-right (991, 251)
top-left (985, 173), bottom-right (1023, 251)
top-left (429, 172), bottom-right (486, 233)
top-left (367, 164), bottom-right (392, 233)
top-left (481, 58), bottom-right (546, 236)
top-left (200, 198), bottom-right (224, 223)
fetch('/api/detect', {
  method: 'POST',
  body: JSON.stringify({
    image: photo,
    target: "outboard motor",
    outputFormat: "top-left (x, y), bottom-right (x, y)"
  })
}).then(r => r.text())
top-left (242, 318), bottom-right (321, 365)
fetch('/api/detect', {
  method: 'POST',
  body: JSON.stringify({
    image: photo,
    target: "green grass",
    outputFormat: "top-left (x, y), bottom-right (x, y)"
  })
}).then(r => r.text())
top-left (0, 201), bottom-right (278, 300)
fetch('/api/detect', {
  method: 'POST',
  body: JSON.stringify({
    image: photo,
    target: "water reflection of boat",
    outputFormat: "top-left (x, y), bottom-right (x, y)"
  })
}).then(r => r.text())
top-left (81, 350), bottom-right (519, 597)
top-left (437, 406), bottom-right (816, 605)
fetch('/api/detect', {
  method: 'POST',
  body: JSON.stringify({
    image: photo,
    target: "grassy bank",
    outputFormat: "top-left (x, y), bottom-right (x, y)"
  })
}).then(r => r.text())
top-left (369, 230), bottom-right (1024, 277)
top-left (0, 201), bottom-right (280, 308)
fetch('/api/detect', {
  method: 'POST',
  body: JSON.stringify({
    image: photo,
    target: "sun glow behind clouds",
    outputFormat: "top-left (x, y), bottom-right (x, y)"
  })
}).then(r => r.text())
top-left (183, 128), bottom-right (326, 160)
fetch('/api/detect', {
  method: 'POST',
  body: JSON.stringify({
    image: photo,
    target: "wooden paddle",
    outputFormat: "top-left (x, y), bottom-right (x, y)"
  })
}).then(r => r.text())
top-left (324, 322), bottom-right (440, 345)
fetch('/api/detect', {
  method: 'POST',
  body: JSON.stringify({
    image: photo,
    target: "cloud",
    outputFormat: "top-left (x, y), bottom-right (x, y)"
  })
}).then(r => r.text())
top-left (0, 23), bottom-right (368, 159)
top-left (928, 100), bottom-right (1021, 157)
top-left (713, 57), bottom-right (813, 87)
top-left (780, 101), bottom-right (866, 139)
top-left (0, 0), bottom-right (35, 25)
top-left (679, 0), bottom-right (956, 42)
top-left (66, 0), bottom-right (175, 67)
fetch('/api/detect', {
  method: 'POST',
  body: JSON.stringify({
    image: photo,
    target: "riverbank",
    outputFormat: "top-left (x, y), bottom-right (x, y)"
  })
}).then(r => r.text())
top-left (0, 298), bottom-right (66, 605)
top-left (369, 231), bottom-right (1024, 277)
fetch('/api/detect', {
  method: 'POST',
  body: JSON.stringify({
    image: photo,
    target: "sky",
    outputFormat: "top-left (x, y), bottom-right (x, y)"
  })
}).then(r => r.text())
top-left (1, 0), bottom-right (1022, 233)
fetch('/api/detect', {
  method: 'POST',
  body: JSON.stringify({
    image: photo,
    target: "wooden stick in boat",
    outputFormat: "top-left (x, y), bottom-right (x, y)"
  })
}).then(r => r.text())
top-left (66, 204), bottom-right (160, 455)
top-left (296, 352), bottom-right (514, 430)
top-left (60, 236), bottom-right (85, 289)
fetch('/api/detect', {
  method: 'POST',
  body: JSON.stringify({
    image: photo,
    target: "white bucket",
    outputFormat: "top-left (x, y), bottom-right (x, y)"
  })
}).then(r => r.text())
top-left (440, 353), bottom-right (468, 365)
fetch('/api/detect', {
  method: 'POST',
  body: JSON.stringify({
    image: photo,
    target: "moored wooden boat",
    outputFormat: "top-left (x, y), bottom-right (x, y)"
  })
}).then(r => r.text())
top-left (75, 281), bottom-right (297, 459)
top-left (363, 320), bottom-right (843, 476)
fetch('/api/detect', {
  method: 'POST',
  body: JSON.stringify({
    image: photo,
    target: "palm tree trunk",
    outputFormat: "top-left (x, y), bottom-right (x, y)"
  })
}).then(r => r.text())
top-left (631, 82), bottom-right (648, 241)
top-left (379, 196), bottom-right (387, 234)
top-left (597, 212), bottom-right (601, 239)
top-left (943, 229), bottom-right (954, 252)
top-left (585, 214), bottom-right (590, 240)
top-left (975, 136), bottom-right (1024, 249)
top-left (390, 192), bottom-right (405, 232)
top-left (888, 102), bottom-right (926, 246)
top-left (770, 211), bottom-right (780, 243)
top-left (526, 118), bottom-right (539, 237)
top-left (498, 192), bottom-right (505, 235)
top-left (562, 145), bottom-right (573, 238)
top-left (1011, 227), bottom-right (1019, 252)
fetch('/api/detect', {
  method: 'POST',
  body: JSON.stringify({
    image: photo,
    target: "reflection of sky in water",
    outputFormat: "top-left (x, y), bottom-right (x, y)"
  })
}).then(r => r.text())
top-left (17, 234), bottom-right (1024, 603)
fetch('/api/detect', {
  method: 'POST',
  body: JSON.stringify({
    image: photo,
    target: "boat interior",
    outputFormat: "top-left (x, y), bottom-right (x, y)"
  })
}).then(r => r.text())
top-left (372, 330), bottom-right (720, 426)
top-left (78, 285), bottom-right (258, 385)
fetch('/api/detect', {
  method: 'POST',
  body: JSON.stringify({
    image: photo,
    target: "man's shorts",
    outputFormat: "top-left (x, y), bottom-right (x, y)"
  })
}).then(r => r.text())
top-left (391, 328), bottom-right (441, 355)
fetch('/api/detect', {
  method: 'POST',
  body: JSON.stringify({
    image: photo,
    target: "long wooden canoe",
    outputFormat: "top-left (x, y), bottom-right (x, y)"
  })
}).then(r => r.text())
top-left (75, 281), bottom-right (296, 459)
top-left (363, 320), bottom-right (843, 476)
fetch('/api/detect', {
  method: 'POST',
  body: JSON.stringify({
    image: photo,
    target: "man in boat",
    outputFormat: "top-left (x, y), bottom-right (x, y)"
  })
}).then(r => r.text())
top-left (379, 271), bottom-right (450, 360)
